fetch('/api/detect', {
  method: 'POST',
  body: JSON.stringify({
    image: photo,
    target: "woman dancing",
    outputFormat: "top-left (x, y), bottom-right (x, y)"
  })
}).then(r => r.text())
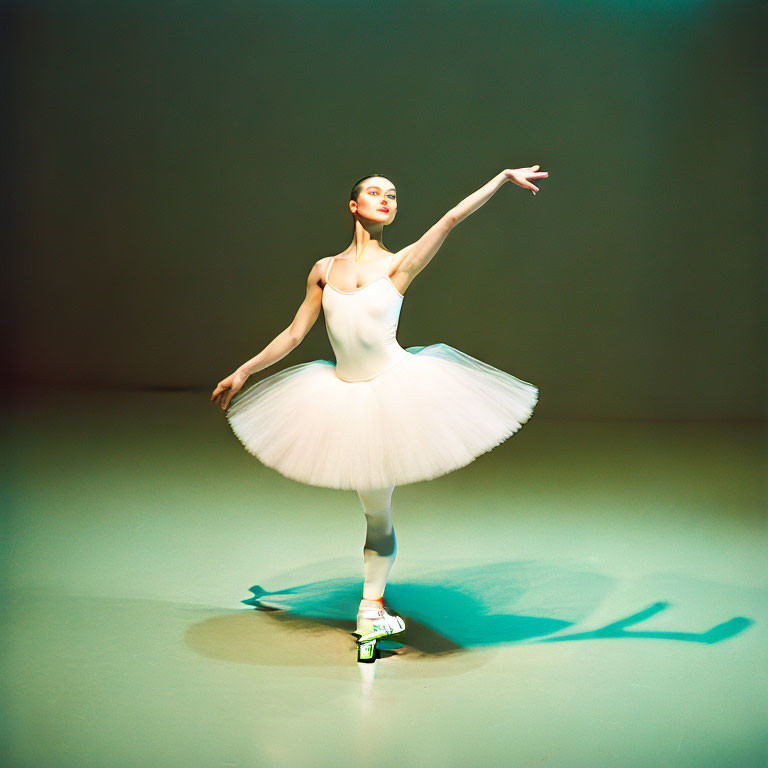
top-left (211, 166), bottom-right (548, 661)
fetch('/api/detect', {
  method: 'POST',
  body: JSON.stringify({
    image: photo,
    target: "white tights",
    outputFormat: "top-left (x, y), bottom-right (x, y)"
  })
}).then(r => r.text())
top-left (356, 484), bottom-right (397, 602)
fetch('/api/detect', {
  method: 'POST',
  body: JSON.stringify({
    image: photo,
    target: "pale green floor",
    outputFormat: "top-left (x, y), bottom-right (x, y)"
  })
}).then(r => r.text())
top-left (2, 390), bottom-right (766, 768)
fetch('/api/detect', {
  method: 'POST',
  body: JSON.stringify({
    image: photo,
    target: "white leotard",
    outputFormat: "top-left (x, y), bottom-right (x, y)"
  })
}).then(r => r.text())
top-left (322, 254), bottom-right (409, 382)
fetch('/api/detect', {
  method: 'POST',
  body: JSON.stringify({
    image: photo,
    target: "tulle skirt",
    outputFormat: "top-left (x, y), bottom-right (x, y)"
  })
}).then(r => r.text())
top-left (225, 343), bottom-right (538, 491)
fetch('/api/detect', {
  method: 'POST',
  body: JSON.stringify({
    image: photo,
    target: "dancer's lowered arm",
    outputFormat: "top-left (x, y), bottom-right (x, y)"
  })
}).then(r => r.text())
top-left (211, 259), bottom-right (325, 410)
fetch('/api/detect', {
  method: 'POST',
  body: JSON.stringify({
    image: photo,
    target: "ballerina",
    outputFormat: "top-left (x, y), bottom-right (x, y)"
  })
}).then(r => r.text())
top-left (211, 166), bottom-right (548, 661)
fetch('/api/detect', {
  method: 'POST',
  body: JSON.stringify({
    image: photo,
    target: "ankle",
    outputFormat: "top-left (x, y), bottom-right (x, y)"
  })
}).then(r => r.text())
top-left (359, 596), bottom-right (384, 610)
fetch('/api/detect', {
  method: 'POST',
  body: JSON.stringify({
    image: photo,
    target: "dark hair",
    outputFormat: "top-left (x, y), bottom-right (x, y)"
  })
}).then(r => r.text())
top-left (350, 173), bottom-right (395, 202)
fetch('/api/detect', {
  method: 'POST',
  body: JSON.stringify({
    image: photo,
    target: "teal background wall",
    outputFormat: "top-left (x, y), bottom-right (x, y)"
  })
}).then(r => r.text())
top-left (10, 0), bottom-right (765, 418)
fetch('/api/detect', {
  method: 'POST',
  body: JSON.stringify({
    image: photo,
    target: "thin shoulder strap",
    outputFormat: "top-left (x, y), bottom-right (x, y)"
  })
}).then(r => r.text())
top-left (324, 256), bottom-right (336, 284)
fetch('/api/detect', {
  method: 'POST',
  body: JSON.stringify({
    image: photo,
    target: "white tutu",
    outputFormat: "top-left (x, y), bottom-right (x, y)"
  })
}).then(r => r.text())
top-left (226, 343), bottom-right (538, 491)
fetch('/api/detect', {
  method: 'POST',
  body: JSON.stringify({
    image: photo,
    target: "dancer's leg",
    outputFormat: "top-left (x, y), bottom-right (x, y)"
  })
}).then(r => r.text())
top-left (356, 485), bottom-right (397, 602)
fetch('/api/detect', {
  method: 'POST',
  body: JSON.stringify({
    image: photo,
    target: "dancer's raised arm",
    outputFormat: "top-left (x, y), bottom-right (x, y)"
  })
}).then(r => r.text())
top-left (396, 166), bottom-right (549, 284)
top-left (211, 260), bottom-right (325, 410)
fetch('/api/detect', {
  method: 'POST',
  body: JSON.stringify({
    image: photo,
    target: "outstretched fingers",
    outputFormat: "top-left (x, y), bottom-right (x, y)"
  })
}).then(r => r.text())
top-left (525, 165), bottom-right (549, 195)
top-left (505, 165), bottom-right (549, 194)
top-left (211, 386), bottom-right (229, 409)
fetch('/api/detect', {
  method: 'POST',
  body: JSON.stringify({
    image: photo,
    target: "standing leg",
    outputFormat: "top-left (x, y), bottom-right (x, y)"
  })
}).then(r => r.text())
top-left (356, 484), bottom-right (397, 606)
top-left (354, 484), bottom-right (406, 661)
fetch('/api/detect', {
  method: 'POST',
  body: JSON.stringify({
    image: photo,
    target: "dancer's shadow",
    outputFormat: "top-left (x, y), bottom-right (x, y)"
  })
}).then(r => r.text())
top-left (242, 559), bottom-right (755, 656)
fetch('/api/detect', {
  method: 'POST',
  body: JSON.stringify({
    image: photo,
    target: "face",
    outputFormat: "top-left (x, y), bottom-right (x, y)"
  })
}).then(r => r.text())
top-left (350, 177), bottom-right (397, 223)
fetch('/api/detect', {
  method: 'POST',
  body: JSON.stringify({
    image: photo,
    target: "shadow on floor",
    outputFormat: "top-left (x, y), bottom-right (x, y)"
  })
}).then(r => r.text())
top-left (236, 559), bottom-right (756, 655)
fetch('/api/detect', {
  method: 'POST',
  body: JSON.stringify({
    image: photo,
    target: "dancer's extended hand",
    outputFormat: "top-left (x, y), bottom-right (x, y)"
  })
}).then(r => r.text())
top-left (211, 370), bottom-right (249, 411)
top-left (504, 165), bottom-right (549, 195)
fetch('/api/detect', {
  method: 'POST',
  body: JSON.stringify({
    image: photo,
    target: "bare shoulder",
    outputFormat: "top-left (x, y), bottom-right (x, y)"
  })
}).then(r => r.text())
top-left (311, 255), bottom-right (340, 288)
top-left (390, 243), bottom-right (416, 273)
top-left (387, 245), bottom-right (417, 296)
top-left (315, 255), bottom-right (333, 284)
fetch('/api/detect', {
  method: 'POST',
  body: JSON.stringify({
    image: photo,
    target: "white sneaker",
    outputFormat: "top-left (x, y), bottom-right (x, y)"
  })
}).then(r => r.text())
top-left (354, 605), bottom-right (406, 644)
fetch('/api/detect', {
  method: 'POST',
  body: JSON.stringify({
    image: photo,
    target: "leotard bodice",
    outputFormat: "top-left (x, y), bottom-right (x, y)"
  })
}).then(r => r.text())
top-left (321, 254), bottom-right (410, 382)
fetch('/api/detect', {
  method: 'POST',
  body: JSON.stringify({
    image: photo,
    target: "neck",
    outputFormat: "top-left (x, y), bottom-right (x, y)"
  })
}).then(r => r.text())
top-left (348, 218), bottom-right (386, 261)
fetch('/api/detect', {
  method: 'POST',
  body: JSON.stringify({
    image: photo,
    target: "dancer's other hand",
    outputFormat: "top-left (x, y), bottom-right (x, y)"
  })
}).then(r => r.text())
top-left (211, 369), bottom-right (249, 411)
top-left (503, 165), bottom-right (549, 195)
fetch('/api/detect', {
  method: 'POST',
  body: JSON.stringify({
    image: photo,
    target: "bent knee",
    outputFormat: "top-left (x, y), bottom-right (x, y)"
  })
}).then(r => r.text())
top-left (364, 527), bottom-right (397, 557)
